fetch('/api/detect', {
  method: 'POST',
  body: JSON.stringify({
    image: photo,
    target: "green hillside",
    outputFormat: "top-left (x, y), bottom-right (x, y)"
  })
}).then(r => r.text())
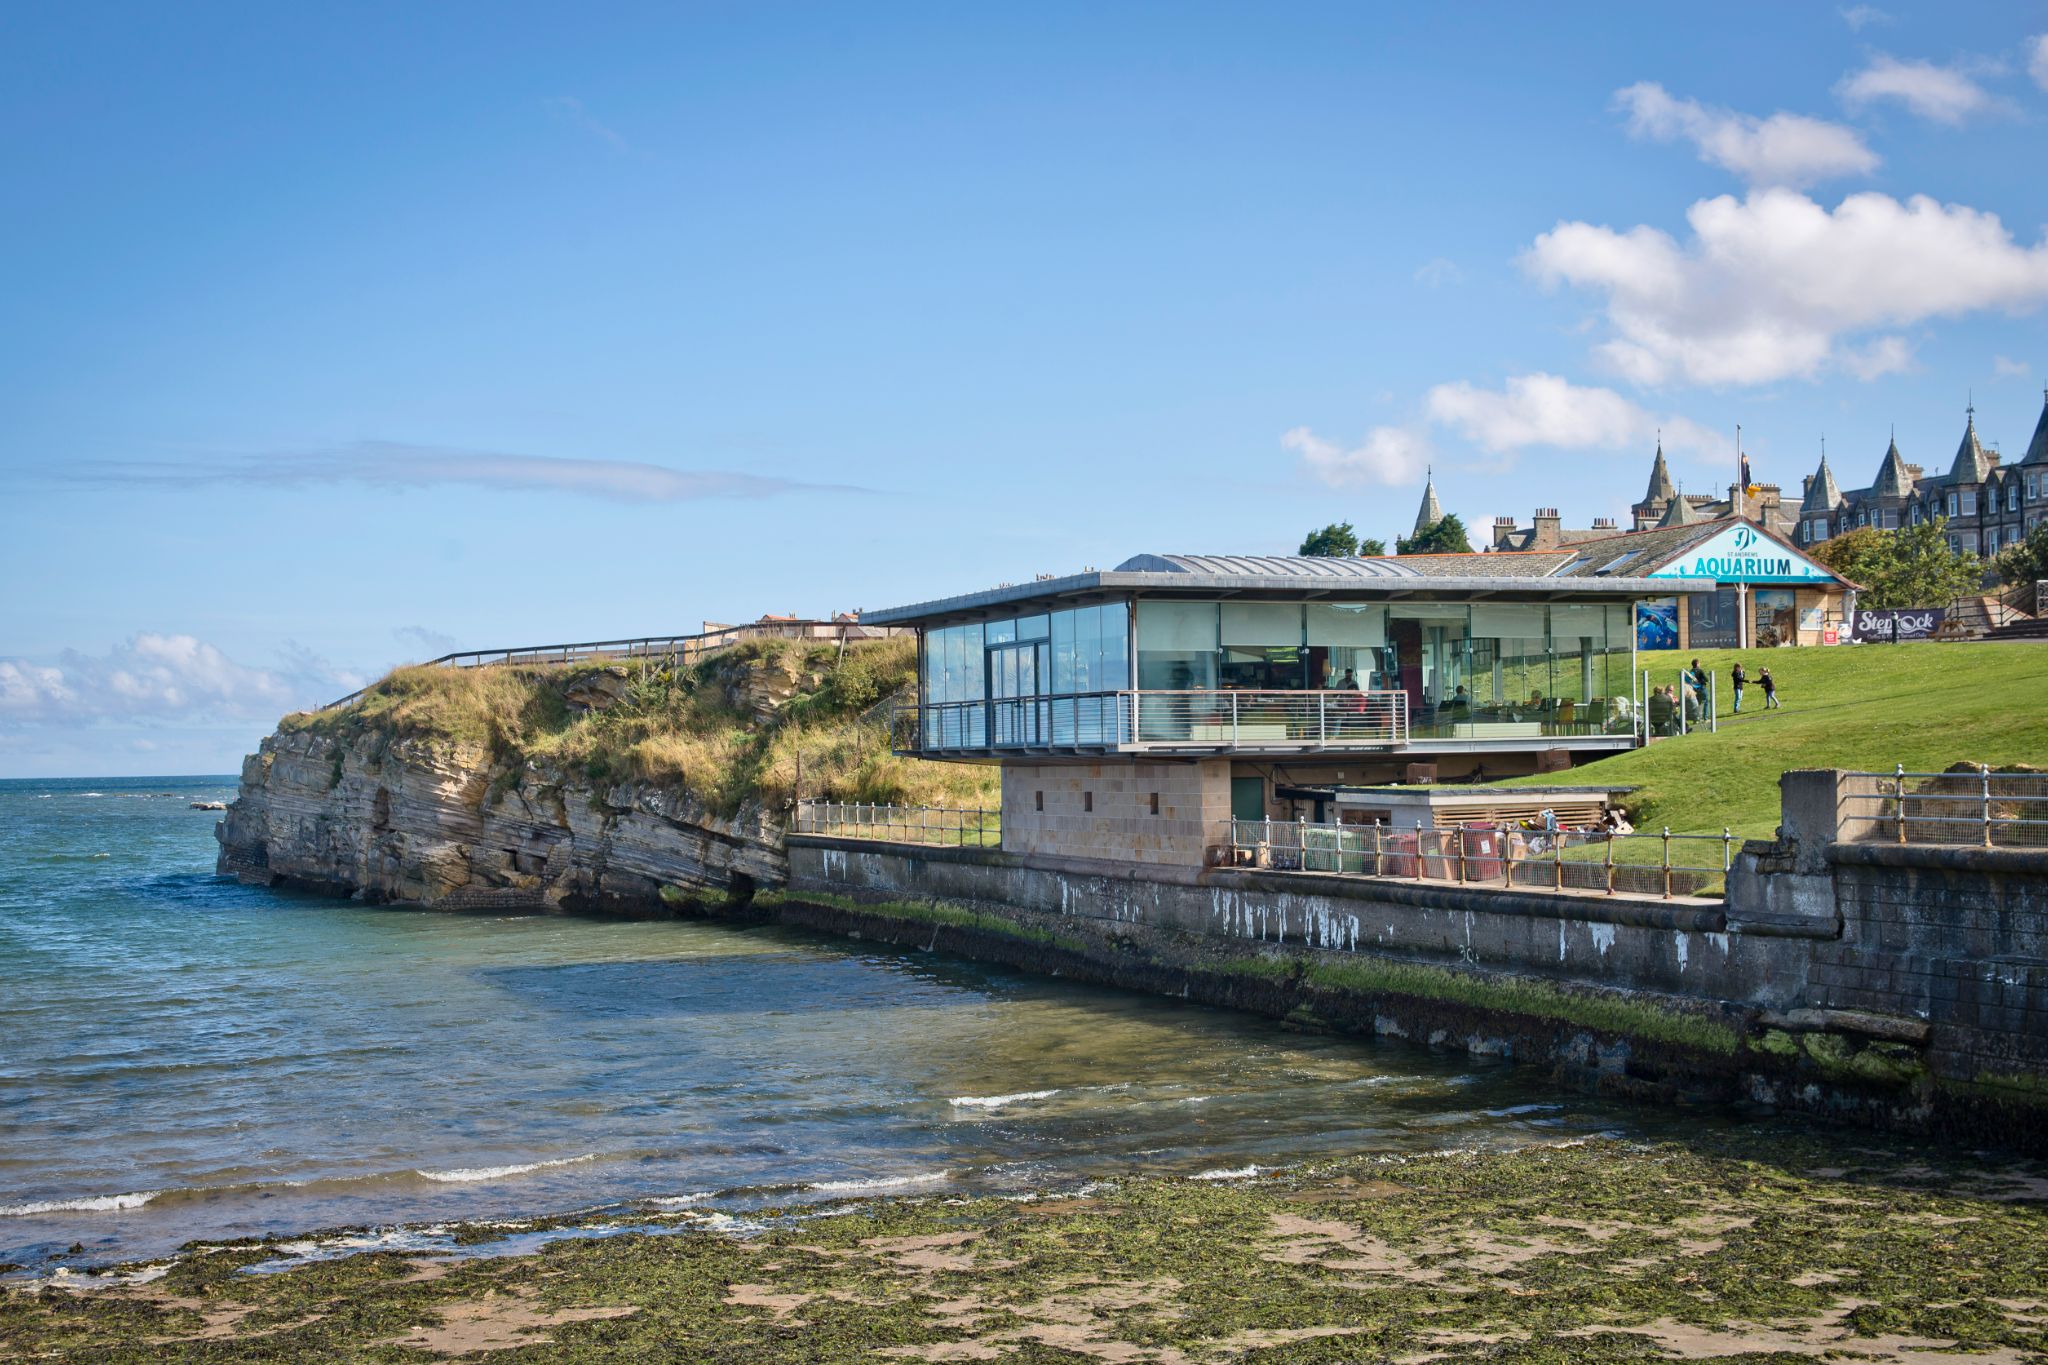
top-left (1506, 642), bottom-right (2048, 837)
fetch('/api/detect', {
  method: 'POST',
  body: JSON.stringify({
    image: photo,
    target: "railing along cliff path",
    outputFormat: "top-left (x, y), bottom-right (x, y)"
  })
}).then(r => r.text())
top-left (321, 619), bottom-right (905, 711)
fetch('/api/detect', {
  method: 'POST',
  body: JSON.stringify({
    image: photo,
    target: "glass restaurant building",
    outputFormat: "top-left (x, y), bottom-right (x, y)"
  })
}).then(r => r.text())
top-left (865, 553), bottom-right (1708, 866)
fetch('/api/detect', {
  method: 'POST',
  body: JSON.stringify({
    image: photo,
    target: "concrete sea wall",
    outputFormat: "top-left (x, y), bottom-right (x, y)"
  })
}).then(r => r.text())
top-left (777, 776), bottom-right (2048, 1150)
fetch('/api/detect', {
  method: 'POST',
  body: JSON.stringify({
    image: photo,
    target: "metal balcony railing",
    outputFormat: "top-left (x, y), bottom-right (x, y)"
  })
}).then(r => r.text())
top-left (890, 689), bottom-right (1410, 755)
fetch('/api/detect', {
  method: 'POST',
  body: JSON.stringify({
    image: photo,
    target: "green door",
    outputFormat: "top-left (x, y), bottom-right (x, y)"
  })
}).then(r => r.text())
top-left (1231, 776), bottom-right (1266, 823)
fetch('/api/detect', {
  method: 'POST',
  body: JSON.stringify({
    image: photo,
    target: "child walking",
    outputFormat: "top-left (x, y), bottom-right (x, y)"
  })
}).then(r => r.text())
top-left (1730, 661), bottom-right (1746, 713)
top-left (1759, 667), bottom-right (1780, 709)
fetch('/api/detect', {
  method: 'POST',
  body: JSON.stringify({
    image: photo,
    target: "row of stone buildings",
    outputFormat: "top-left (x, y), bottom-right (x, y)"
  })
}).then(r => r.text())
top-left (1477, 389), bottom-right (2048, 559)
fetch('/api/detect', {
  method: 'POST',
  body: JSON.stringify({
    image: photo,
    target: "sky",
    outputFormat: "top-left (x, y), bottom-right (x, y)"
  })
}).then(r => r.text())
top-left (4, 2), bottom-right (2048, 776)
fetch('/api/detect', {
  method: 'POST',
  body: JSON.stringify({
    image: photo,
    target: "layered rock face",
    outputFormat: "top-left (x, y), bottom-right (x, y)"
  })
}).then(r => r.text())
top-left (217, 727), bottom-right (782, 913)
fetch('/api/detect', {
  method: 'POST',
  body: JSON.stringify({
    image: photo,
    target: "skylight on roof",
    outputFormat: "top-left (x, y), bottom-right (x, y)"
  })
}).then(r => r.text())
top-left (1594, 551), bottom-right (1641, 575)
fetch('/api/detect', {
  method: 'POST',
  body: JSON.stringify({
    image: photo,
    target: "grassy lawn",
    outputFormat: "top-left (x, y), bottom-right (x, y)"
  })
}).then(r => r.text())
top-left (1504, 641), bottom-right (2048, 839)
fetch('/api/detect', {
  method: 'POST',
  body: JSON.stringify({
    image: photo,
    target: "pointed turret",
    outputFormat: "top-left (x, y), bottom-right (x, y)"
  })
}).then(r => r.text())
top-left (2023, 387), bottom-right (2048, 467)
top-left (1658, 491), bottom-right (1702, 528)
top-left (1948, 405), bottom-right (1994, 483)
top-left (1642, 440), bottom-right (1676, 506)
top-left (1800, 452), bottom-right (1843, 515)
top-left (1412, 468), bottom-right (1444, 535)
top-left (1873, 434), bottom-right (1914, 499)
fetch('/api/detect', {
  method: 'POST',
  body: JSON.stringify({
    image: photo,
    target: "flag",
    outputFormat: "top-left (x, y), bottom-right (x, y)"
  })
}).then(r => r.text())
top-left (1740, 454), bottom-right (1753, 492)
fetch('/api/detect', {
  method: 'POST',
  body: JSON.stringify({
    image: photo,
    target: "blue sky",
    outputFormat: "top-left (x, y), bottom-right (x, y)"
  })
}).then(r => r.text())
top-left (4, 2), bottom-right (2047, 775)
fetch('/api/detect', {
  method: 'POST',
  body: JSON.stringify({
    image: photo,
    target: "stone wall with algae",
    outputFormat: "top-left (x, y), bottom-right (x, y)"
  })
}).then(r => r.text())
top-left (781, 771), bottom-right (2048, 1150)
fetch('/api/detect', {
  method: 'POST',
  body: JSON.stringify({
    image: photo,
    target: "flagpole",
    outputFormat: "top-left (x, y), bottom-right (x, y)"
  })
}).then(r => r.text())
top-left (1735, 423), bottom-right (1742, 521)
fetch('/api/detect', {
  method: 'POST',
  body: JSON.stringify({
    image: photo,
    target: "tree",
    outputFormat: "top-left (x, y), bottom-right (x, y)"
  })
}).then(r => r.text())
top-left (1396, 513), bottom-right (1473, 556)
top-left (1808, 527), bottom-right (1892, 593)
top-left (1992, 522), bottom-right (2048, 595)
top-left (1299, 522), bottom-right (1358, 557)
top-left (1809, 517), bottom-right (1984, 609)
top-left (1298, 523), bottom-right (1388, 557)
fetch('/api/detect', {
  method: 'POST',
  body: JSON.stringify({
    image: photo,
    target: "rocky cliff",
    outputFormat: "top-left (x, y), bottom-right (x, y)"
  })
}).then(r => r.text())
top-left (217, 726), bottom-right (785, 913)
top-left (216, 640), bottom-right (990, 914)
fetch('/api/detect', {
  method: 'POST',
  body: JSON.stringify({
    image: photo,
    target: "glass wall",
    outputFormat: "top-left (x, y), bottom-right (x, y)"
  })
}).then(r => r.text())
top-left (919, 603), bottom-right (1130, 748)
top-left (925, 597), bottom-right (1639, 747)
top-left (921, 622), bottom-right (987, 747)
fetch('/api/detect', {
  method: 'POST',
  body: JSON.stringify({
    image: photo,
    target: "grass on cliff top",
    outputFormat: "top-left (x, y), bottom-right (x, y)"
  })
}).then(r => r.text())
top-left (1503, 641), bottom-right (2048, 839)
top-left (280, 636), bottom-right (996, 816)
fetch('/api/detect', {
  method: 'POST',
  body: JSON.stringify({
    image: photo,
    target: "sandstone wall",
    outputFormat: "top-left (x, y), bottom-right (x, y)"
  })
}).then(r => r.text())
top-left (998, 759), bottom-right (1230, 866)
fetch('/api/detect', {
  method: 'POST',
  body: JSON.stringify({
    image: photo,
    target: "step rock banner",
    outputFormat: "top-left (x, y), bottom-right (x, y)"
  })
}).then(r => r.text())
top-left (1850, 607), bottom-right (1945, 642)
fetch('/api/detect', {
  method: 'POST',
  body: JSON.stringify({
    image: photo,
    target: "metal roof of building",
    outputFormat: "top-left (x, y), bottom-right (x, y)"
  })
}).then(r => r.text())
top-left (863, 550), bottom-right (1717, 625)
top-left (1115, 552), bottom-right (1423, 578)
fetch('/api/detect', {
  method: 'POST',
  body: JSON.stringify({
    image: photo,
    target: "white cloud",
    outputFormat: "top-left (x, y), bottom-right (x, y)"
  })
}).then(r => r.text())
top-left (1993, 355), bottom-right (2031, 379)
top-left (1414, 257), bottom-right (1464, 287)
top-left (1423, 373), bottom-right (1720, 458)
top-left (2029, 35), bottom-right (2048, 92)
top-left (1839, 5), bottom-right (1892, 31)
top-left (0, 634), bottom-right (357, 725)
top-left (1288, 374), bottom-right (1720, 490)
top-left (1615, 82), bottom-right (1878, 187)
top-left (1524, 188), bottom-right (2048, 387)
top-left (51, 441), bottom-right (860, 503)
top-left (1284, 425), bottom-right (1430, 488)
top-left (1840, 335), bottom-right (1915, 380)
top-left (1836, 55), bottom-right (1998, 125)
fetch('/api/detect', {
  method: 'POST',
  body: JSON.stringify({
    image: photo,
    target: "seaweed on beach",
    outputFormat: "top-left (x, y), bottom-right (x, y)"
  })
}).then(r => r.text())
top-left (6, 1131), bottom-right (2046, 1362)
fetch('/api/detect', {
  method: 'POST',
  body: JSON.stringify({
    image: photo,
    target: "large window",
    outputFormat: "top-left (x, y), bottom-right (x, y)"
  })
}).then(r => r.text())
top-left (920, 604), bottom-right (1129, 748)
top-left (921, 622), bottom-right (987, 747)
top-left (1136, 601), bottom-right (1220, 691)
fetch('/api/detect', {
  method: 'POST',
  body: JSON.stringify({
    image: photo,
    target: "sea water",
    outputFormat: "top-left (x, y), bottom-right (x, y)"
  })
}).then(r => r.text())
top-left (0, 775), bottom-right (1681, 1272)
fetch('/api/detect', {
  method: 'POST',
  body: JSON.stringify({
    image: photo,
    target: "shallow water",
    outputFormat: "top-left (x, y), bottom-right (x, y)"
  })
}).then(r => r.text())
top-left (0, 775), bottom-right (1698, 1271)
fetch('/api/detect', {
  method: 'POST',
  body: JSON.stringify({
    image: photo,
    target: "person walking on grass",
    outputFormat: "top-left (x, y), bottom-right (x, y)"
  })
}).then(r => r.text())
top-left (1730, 660), bottom-right (1746, 714)
top-left (1759, 667), bottom-right (1780, 710)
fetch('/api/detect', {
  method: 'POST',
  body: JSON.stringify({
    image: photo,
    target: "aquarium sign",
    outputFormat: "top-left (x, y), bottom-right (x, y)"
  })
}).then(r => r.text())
top-left (1647, 524), bottom-right (1835, 583)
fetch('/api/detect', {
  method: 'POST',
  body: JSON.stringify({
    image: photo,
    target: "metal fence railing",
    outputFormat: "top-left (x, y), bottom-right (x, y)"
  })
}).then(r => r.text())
top-left (792, 799), bottom-right (1000, 849)
top-left (322, 620), bottom-right (905, 711)
top-left (1839, 766), bottom-right (2048, 849)
top-left (1221, 817), bottom-right (1733, 900)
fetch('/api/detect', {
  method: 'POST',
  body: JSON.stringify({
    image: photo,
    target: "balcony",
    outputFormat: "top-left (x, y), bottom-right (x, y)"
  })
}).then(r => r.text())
top-left (891, 689), bottom-right (1409, 756)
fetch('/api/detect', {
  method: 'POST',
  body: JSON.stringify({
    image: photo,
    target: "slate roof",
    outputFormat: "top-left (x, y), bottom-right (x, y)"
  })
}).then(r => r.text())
top-left (1800, 454), bottom-right (1844, 514)
top-left (1920, 411), bottom-right (1999, 489)
top-left (2024, 390), bottom-right (2048, 467)
top-left (1641, 442), bottom-right (1677, 504)
top-left (1658, 490), bottom-right (1704, 527)
top-left (1412, 473), bottom-right (1444, 535)
top-left (1872, 437), bottom-right (1916, 499)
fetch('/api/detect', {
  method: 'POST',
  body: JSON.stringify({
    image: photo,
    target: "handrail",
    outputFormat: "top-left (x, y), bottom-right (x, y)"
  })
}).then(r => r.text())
top-left (319, 619), bottom-right (904, 712)
top-left (792, 799), bottom-right (999, 848)
top-left (1838, 765), bottom-right (2048, 849)
top-left (1223, 816), bottom-right (1732, 901)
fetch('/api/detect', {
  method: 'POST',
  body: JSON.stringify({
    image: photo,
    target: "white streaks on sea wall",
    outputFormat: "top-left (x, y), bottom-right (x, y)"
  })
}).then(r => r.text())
top-left (1589, 922), bottom-right (1617, 957)
top-left (1674, 932), bottom-right (1689, 973)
